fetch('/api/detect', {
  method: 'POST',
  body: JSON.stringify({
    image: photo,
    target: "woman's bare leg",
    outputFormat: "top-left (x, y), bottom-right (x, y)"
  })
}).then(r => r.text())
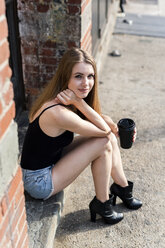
top-left (110, 133), bottom-right (128, 187)
top-left (51, 136), bottom-right (111, 202)
top-left (91, 141), bottom-right (112, 202)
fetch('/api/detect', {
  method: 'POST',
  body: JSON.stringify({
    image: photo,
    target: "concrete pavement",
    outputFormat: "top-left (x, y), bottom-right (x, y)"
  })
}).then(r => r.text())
top-left (54, 1), bottom-right (165, 247)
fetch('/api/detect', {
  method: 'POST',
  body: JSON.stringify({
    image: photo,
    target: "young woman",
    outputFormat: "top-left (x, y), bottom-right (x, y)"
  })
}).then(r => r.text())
top-left (21, 47), bottom-right (142, 225)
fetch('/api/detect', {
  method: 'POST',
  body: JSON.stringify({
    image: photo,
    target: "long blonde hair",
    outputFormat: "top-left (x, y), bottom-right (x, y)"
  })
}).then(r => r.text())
top-left (29, 47), bottom-right (101, 119)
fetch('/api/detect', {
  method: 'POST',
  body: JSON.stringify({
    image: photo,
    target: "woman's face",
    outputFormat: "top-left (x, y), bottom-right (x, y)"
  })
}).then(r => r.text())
top-left (68, 62), bottom-right (95, 98)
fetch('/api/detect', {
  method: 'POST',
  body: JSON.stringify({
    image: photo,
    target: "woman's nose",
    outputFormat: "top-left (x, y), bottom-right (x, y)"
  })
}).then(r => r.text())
top-left (82, 77), bottom-right (88, 86)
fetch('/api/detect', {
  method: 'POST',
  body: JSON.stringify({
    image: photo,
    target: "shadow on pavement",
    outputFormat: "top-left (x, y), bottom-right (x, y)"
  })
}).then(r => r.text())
top-left (56, 205), bottom-right (134, 236)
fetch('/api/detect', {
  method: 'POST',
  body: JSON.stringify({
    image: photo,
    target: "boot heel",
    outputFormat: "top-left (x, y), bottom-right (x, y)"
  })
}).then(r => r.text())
top-left (110, 181), bottom-right (142, 210)
top-left (113, 195), bottom-right (117, 206)
top-left (90, 209), bottom-right (96, 222)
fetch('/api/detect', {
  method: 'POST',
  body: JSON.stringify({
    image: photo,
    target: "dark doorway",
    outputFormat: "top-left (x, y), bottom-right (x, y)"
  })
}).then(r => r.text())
top-left (5, 0), bottom-right (25, 119)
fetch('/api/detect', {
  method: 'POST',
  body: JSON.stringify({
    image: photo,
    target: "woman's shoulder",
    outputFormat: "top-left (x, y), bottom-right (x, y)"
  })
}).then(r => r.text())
top-left (30, 100), bottom-right (67, 122)
top-left (42, 101), bottom-right (72, 119)
top-left (42, 102), bottom-right (77, 130)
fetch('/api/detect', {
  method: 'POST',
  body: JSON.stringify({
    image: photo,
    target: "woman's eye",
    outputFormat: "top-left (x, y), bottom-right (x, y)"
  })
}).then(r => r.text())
top-left (75, 75), bottom-right (82, 79)
top-left (88, 74), bottom-right (94, 79)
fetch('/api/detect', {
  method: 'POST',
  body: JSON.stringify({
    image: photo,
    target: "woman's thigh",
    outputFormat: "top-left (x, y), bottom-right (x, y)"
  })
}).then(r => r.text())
top-left (61, 135), bottom-right (89, 156)
top-left (51, 136), bottom-right (109, 194)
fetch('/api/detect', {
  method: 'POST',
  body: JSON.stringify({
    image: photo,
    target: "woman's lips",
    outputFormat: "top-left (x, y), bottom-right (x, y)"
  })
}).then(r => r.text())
top-left (78, 89), bottom-right (89, 93)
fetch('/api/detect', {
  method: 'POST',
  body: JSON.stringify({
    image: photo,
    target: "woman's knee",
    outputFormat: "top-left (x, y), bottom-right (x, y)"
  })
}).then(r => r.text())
top-left (97, 135), bottom-right (117, 153)
top-left (104, 139), bottom-right (112, 153)
top-left (89, 136), bottom-right (111, 153)
top-left (109, 133), bottom-right (118, 146)
top-left (95, 136), bottom-right (112, 153)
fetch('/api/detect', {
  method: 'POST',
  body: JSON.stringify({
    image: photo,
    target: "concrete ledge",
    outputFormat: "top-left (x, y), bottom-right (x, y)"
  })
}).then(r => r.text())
top-left (24, 191), bottom-right (65, 248)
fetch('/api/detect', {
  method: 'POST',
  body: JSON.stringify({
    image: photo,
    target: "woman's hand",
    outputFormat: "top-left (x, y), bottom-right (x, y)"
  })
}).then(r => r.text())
top-left (133, 128), bottom-right (137, 142)
top-left (101, 114), bottom-right (118, 136)
top-left (110, 122), bottom-right (119, 137)
top-left (55, 89), bottom-right (80, 106)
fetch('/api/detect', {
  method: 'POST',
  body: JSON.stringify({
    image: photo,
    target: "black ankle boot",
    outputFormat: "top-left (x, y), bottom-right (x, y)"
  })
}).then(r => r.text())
top-left (110, 181), bottom-right (142, 210)
top-left (89, 194), bottom-right (124, 224)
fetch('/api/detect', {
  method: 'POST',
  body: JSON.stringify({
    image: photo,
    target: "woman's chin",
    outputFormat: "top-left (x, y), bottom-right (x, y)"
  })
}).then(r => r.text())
top-left (77, 92), bottom-right (89, 99)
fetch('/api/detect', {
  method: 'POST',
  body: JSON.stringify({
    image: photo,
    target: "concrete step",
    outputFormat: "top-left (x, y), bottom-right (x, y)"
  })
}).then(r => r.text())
top-left (25, 190), bottom-right (66, 248)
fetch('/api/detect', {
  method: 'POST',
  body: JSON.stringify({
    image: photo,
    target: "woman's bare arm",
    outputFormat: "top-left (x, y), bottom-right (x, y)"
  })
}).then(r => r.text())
top-left (53, 106), bottom-right (110, 137)
top-left (56, 89), bottom-right (111, 134)
top-left (55, 89), bottom-right (111, 136)
top-left (101, 114), bottom-right (118, 136)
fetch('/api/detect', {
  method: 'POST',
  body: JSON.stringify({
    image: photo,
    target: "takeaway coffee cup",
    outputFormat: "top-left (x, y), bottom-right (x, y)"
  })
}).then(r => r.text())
top-left (117, 118), bottom-right (135, 149)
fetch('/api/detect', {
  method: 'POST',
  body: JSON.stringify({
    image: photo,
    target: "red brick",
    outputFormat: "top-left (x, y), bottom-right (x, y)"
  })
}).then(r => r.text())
top-left (0, 100), bottom-right (3, 115)
top-left (82, 0), bottom-right (90, 13)
top-left (22, 45), bottom-right (37, 56)
top-left (68, 5), bottom-right (80, 15)
top-left (25, 86), bottom-right (40, 96)
top-left (12, 229), bottom-right (19, 247)
top-left (8, 200), bottom-right (15, 222)
top-left (14, 182), bottom-right (24, 208)
top-left (16, 224), bottom-right (28, 248)
top-left (37, 4), bottom-right (49, 12)
top-left (39, 48), bottom-right (56, 57)
top-left (21, 38), bottom-right (38, 48)
top-left (67, 0), bottom-right (81, 3)
top-left (34, 0), bottom-right (51, 2)
top-left (0, 0), bottom-right (5, 16)
top-left (0, 41), bottom-right (10, 64)
top-left (24, 72), bottom-right (39, 84)
top-left (81, 22), bottom-right (92, 46)
top-left (81, 31), bottom-right (91, 50)
top-left (0, 101), bottom-right (15, 139)
top-left (11, 196), bottom-right (25, 233)
top-left (8, 167), bottom-right (22, 204)
top-left (46, 66), bottom-right (56, 74)
top-left (67, 41), bottom-right (77, 48)
top-left (0, 204), bottom-right (3, 223)
top-left (0, 235), bottom-right (8, 248)
top-left (24, 64), bottom-right (39, 73)
top-left (22, 235), bottom-right (29, 248)
top-left (40, 56), bottom-right (57, 65)
top-left (40, 73), bottom-right (54, 82)
top-left (0, 19), bottom-right (8, 41)
top-left (41, 40), bottom-right (56, 48)
top-left (39, 78), bottom-right (49, 86)
top-left (18, 210), bottom-right (27, 233)
top-left (4, 226), bottom-right (16, 247)
top-left (0, 212), bottom-right (9, 243)
top-left (3, 83), bottom-right (14, 106)
top-left (0, 65), bottom-right (12, 84)
top-left (1, 195), bottom-right (8, 217)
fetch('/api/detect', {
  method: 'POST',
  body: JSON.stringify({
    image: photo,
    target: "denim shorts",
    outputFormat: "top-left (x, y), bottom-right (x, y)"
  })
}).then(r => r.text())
top-left (22, 165), bottom-right (54, 200)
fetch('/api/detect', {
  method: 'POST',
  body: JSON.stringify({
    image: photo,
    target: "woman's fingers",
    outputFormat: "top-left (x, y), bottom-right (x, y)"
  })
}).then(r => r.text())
top-left (57, 90), bottom-right (74, 105)
top-left (56, 89), bottom-right (79, 106)
top-left (133, 128), bottom-right (137, 142)
top-left (57, 92), bottom-right (70, 105)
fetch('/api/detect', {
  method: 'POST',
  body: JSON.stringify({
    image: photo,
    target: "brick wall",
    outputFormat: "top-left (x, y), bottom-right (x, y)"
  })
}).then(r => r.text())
top-left (0, 0), bottom-right (29, 247)
top-left (17, 0), bottom-right (92, 107)
top-left (0, 168), bottom-right (29, 248)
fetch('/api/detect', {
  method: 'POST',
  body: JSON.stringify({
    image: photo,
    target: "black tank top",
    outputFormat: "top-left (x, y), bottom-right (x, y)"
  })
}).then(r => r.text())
top-left (21, 104), bottom-right (74, 170)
